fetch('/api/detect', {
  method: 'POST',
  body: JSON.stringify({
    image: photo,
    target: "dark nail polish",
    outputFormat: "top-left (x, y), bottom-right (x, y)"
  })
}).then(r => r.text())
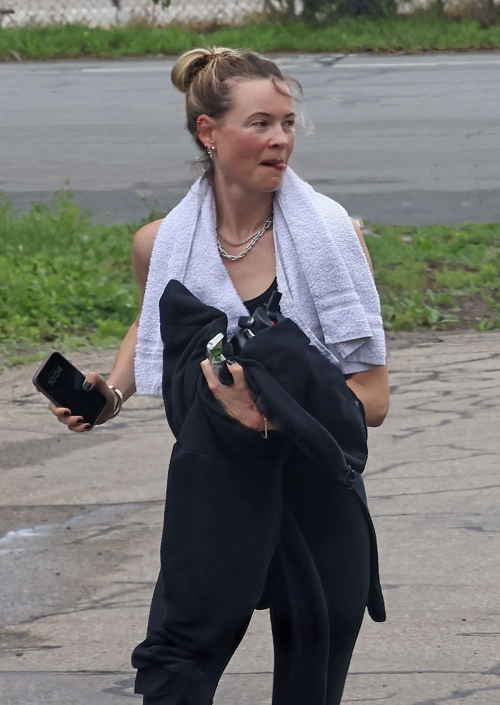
top-left (83, 382), bottom-right (92, 391)
top-left (85, 424), bottom-right (92, 431)
top-left (77, 418), bottom-right (84, 424)
top-left (227, 359), bottom-right (235, 365)
top-left (63, 410), bottom-right (70, 417)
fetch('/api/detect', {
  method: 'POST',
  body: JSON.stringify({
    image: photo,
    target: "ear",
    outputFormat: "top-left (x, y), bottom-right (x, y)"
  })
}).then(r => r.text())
top-left (197, 114), bottom-right (217, 148)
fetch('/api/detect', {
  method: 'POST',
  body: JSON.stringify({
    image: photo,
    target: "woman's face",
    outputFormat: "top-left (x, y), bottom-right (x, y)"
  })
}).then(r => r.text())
top-left (202, 78), bottom-right (296, 193)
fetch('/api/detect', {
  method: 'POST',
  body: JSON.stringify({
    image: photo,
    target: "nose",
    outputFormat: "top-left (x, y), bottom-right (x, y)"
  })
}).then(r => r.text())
top-left (269, 124), bottom-right (290, 148)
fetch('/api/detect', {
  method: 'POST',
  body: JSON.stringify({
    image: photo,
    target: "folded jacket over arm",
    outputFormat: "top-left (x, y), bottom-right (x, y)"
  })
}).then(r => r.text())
top-left (132, 280), bottom-right (385, 705)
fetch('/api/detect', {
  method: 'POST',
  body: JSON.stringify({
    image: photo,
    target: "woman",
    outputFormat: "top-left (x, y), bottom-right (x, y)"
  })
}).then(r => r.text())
top-left (50, 47), bottom-right (389, 704)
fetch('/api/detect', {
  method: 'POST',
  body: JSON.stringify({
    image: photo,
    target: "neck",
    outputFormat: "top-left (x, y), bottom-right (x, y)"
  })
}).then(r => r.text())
top-left (212, 173), bottom-right (274, 239)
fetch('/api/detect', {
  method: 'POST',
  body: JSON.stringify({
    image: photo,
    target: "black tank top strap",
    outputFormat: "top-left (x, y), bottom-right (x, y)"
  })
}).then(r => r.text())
top-left (243, 277), bottom-right (278, 315)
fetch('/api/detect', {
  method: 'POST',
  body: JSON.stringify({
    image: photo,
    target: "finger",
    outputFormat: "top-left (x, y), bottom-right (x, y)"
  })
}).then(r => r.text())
top-left (83, 371), bottom-right (115, 410)
top-left (82, 370), bottom-right (113, 398)
top-left (67, 416), bottom-right (89, 433)
top-left (82, 370), bottom-right (103, 392)
top-left (225, 361), bottom-right (245, 387)
top-left (49, 402), bottom-right (72, 422)
top-left (200, 358), bottom-right (222, 391)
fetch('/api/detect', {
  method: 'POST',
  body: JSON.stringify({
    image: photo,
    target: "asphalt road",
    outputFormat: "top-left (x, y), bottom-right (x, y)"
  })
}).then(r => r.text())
top-left (1, 52), bottom-right (500, 225)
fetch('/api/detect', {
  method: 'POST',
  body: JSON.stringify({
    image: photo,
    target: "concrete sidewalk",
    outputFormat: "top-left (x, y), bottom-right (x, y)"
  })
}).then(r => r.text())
top-left (1, 331), bottom-right (499, 704)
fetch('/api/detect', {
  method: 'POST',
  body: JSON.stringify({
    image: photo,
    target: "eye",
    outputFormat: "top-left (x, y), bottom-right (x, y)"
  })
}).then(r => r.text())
top-left (252, 120), bottom-right (267, 127)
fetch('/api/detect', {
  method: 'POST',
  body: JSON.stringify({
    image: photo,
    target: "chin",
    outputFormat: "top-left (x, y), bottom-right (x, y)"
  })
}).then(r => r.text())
top-left (257, 174), bottom-right (286, 193)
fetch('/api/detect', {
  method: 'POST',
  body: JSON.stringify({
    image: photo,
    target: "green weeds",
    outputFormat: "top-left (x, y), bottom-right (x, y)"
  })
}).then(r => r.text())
top-left (0, 192), bottom-right (139, 364)
top-left (366, 222), bottom-right (500, 331)
top-left (1, 193), bottom-right (499, 368)
top-left (1, 15), bottom-right (500, 61)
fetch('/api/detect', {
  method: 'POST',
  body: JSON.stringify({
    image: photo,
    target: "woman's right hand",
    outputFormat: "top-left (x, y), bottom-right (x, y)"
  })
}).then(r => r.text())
top-left (48, 371), bottom-right (116, 432)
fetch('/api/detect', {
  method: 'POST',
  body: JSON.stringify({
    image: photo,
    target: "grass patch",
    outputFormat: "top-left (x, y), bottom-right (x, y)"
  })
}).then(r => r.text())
top-left (366, 221), bottom-right (500, 331)
top-left (0, 192), bottom-right (140, 366)
top-left (1, 15), bottom-right (500, 61)
top-left (1, 193), bottom-right (499, 367)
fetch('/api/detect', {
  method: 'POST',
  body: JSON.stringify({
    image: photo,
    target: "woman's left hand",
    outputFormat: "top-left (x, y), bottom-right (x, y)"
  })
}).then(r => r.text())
top-left (200, 359), bottom-right (279, 432)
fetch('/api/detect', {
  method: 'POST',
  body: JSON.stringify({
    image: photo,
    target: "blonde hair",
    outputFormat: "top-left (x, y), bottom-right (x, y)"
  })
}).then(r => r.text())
top-left (171, 47), bottom-right (303, 177)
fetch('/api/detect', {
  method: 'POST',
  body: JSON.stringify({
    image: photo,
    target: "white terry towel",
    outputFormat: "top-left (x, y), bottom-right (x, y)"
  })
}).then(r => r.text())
top-left (135, 168), bottom-right (386, 396)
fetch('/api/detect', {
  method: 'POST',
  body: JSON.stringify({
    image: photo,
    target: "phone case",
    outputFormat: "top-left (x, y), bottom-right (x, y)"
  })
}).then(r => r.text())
top-left (33, 351), bottom-right (108, 427)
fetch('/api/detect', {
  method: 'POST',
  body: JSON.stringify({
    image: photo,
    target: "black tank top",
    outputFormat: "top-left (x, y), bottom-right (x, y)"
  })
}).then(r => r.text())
top-left (243, 277), bottom-right (279, 316)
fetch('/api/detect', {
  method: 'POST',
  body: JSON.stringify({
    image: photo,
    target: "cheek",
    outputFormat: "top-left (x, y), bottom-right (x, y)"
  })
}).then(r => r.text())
top-left (225, 131), bottom-right (265, 161)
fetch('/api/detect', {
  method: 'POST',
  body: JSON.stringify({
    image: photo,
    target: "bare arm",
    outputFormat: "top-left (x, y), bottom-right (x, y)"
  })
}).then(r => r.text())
top-left (344, 218), bottom-right (390, 427)
top-left (49, 218), bottom-right (163, 431)
top-left (345, 366), bottom-right (390, 427)
top-left (105, 218), bottom-right (163, 402)
top-left (104, 317), bottom-right (139, 403)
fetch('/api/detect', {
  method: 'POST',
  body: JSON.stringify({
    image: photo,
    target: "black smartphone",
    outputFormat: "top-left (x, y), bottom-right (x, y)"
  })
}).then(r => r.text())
top-left (32, 351), bottom-right (107, 427)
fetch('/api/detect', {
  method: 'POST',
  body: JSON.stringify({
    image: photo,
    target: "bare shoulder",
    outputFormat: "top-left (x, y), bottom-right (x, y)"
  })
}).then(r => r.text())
top-left (350, 217), bottom-right (373, 274)
top-left (132, 218), bottom-right (163, 289)
top-left (132, 219), bottom-right (163, 264)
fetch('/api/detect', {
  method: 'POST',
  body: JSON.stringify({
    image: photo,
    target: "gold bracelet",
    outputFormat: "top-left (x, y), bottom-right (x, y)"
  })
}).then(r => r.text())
top-left (107, 385), bottom-right (124, 419)
top-left (261, 415), bottom-right (268, 439)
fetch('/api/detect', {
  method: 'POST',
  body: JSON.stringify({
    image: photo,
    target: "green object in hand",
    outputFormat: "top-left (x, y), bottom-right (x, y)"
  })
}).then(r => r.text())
top-left (206, 333), bottom-right (227, 377)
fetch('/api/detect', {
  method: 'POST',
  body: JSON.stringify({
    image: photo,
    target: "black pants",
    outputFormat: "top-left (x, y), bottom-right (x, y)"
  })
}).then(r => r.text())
top-left (141, 483), bottom-right (370, 705)
top-left (268, 483), bottom-right (371, 705)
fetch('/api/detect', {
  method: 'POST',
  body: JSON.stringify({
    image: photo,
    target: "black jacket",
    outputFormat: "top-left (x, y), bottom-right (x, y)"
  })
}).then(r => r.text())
top-left (132, 280), bottom-right (385, 703)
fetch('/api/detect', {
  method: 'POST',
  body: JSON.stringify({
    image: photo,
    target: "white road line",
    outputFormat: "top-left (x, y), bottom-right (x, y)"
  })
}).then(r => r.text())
top-left (3, 56), bottom-right (498, 75)
top-left (336, 59), bottom-right (500, 68)
top-left (81, 65), bottom-right (170, 73)
top-left (80, 58), bottom-right (500, 74)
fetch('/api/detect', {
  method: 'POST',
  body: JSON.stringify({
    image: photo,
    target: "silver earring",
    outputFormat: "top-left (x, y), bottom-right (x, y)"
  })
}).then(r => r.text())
top-left (206, 145), bottom-right (213, 160)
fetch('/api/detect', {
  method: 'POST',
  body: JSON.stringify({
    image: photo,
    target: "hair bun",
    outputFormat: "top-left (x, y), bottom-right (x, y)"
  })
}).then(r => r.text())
top-left (171, 47), bottom-right (238, 94)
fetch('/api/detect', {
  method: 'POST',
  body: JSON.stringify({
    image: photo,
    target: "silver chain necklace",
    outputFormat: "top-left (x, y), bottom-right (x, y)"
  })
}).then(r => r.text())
top-left (217, 212), bottom-right (273, 261)
top-left (218, 229), bottom-right (259, 247)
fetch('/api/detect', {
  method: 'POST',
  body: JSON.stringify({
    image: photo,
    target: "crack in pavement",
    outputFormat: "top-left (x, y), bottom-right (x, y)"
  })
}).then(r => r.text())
top-left (0, 501), bottom-right (163, 510)
top-left (372, 484), bottom-right (500, 500)
top-left (366, 451), bottom-right (497, 477)
top-left (3, 582), bottom-right (156, 629)
top-left (0, 433), bottom-right (121, 470)
top-left (412, 683), bottom-right (500, 704)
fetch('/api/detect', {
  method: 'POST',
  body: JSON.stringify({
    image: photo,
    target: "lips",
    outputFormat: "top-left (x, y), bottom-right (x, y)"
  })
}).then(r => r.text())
top-left (261, 160), bottom-right (286, 171)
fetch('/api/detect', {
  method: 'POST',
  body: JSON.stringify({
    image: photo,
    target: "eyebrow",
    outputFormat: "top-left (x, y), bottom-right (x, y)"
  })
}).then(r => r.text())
top-left (247, 111), bottom-right (296, 120)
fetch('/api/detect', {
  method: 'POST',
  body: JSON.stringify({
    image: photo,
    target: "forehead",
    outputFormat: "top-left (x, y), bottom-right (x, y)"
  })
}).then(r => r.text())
top-left (227, 78), bottom-right (295, 117)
